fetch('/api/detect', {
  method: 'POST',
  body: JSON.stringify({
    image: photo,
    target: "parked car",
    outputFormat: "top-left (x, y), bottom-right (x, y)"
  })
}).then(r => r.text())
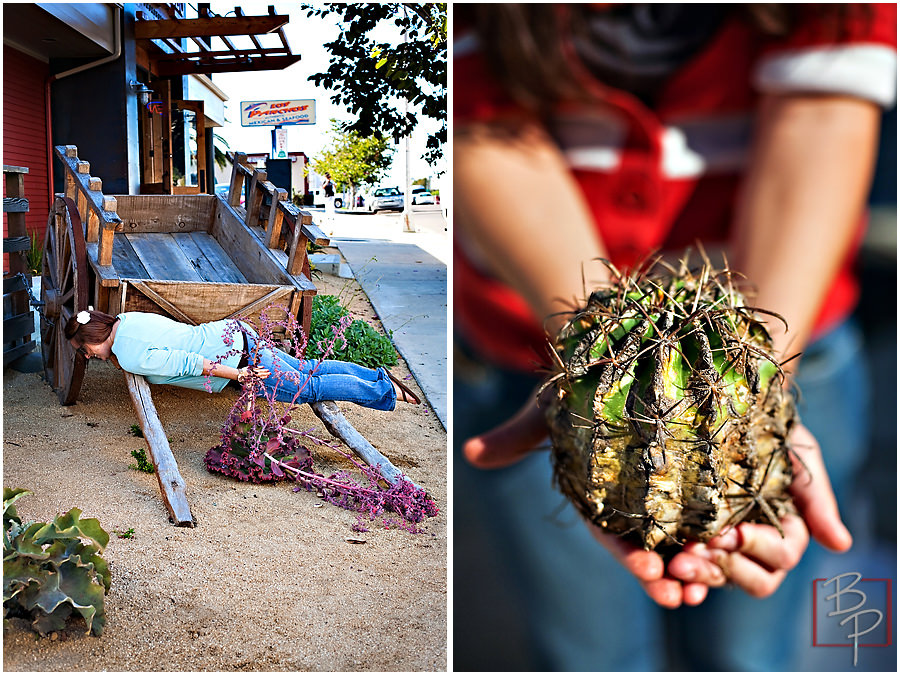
top-left (365, 187), bottom-right (404, 213)
top-left (410, 186), bottom-right (435, 205)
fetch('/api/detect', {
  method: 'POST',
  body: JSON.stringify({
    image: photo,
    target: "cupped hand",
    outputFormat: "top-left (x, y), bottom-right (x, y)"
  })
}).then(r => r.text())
top-left (666, 423), bottom-right (852, 599)
top-left (463, 389), bottom-right (711, 607)
top-left (464, 392), bottom-right (853, 608)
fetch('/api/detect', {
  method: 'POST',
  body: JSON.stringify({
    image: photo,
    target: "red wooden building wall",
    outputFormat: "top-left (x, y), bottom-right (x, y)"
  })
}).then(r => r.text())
top-left (4, 45), bottom-right (50, 273)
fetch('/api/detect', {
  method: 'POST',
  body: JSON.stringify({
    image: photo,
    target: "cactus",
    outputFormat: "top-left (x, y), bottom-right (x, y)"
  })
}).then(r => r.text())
top-left (545, 257), bottom-right (797, 553)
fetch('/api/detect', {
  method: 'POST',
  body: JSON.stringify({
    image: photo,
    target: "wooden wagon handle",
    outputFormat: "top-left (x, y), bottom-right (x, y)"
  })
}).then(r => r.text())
top-left (310, 400), bottom-right (421, 490)
top-left (125, 372), bottom-right (195, 526)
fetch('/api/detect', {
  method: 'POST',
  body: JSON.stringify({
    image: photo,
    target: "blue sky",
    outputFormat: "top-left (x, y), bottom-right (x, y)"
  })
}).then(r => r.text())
top-left (204, 1), bottom-right (445, 188)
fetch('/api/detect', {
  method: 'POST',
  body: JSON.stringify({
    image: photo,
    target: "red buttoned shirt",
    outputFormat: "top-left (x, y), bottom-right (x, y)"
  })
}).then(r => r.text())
top-left (455, 5), bottom-right (897, 372)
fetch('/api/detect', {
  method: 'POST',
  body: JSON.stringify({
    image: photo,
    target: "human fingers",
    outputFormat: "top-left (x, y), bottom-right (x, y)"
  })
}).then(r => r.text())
top-left (706, 514), bottom-right (808, 573)
top-left (787, 424), bottom-right (852, 552)
top-left (689, 519), bottom-right (804, 599)
top-left (641, 577), bottom-right (686, 609)
top-left (462, 388), bottom-right (550, 469)
top-left (589, 525), bottom-right (717, 608)
top-left (588, 524), bottom-right (665, 582)
top-left (667, 545), bottom-right (728, 588)
top-left (588, 523), bottom-right (698, 608)
top-left (704, 548), bottom-right (788, 598)
top-left (682, 582), bottom-right (709, 606)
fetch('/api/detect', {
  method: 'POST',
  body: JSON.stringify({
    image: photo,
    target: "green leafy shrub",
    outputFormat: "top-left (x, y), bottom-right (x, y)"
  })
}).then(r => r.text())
top-left (129, 448), bottom-right (155, 473)
top-left (3, 488), bottom-right (111, 636)
top-left (307, 295), bottom-right (397, 369)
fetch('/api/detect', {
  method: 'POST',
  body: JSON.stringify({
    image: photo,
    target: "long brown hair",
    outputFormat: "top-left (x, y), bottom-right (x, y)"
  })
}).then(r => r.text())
top-left (460, 4), bottom-right (871, 117)
top-left (64, 309), bottom-right (117, 346)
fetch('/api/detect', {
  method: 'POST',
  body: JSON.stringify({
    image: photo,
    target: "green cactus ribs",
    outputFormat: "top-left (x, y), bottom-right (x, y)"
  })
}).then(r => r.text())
top-left (545, 255), bottom-right (798, 553)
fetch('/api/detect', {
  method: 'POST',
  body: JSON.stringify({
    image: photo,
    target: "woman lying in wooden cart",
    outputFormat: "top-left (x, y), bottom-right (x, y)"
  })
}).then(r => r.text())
top-left (64, 309), bottom-right (421, 409)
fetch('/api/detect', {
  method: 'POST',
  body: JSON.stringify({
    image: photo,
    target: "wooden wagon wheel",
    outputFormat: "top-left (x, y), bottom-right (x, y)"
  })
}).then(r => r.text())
top-left (40, 196), bottom-right (89, 405)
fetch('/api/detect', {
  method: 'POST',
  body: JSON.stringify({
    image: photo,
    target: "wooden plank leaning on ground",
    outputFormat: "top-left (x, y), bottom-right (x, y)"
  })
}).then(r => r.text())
top-left (125, 373), bottom-right (195, 526)
top-left (310, 401), bottom-right (421, 490)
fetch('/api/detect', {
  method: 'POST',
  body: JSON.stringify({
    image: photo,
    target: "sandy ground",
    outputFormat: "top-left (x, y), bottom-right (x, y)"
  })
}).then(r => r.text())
top-left (2, 265), bottom-right (447, 671)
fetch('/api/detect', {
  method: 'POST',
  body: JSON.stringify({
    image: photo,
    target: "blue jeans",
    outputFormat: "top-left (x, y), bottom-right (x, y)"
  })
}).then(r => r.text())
top-left (453, 320), bottom-right (894, 671)
top-left (244, 333), bottom-right (396, 411)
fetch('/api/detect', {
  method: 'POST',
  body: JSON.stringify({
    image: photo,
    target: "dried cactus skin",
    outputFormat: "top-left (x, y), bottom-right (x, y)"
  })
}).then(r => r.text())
top-left (546, 260), bottom-right (797, 552)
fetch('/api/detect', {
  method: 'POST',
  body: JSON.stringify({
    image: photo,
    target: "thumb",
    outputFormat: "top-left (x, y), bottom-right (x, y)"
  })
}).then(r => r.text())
top-left (463, 387), bottom-right (551, 469)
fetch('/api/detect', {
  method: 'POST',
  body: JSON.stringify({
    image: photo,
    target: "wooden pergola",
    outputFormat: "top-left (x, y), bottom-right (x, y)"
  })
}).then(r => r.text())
top-left (134, 5), bottom-right (300, 78)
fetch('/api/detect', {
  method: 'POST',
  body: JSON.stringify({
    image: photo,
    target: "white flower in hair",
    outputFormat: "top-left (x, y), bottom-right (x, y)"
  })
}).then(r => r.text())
top-left (76, 306), bottom-right (94, 324)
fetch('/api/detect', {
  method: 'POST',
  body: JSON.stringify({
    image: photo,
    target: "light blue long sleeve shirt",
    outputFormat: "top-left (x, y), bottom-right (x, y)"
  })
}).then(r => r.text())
top-left (111, 312), bottom-right (245, 392)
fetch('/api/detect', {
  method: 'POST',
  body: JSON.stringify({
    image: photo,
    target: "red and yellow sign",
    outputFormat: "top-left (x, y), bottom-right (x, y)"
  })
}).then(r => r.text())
top-left (240, 99), bottom-right (316, 127)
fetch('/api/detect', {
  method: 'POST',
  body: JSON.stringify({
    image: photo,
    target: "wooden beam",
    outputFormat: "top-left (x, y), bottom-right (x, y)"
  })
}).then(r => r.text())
top-left (224, 286), bottom-right (287, 320)
top-left (309, 401), bottom-right (420, 489)
top-left (3, 340), bottom-right (36, 367)
top-left (3, 197), bottom-right (29, 213)
top-left (235, 6), bottom-right (265, 51)
top-left (153, 55), bottom-right (301, 77)
top-left (130, 281), bottom-right (199, 325)
top-left (3, 236), bottom-right (30, 253)
top-left (152, 47), bottom-right (287, 62)
top-left (125, 373), bottom-right (195, 527)
top-left (134, 15), bottom-right (289, 39)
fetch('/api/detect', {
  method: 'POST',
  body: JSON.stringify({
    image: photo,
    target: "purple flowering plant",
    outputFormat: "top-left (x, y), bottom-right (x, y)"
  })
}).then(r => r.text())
top-left (202, 305), bottom-right (438, 532)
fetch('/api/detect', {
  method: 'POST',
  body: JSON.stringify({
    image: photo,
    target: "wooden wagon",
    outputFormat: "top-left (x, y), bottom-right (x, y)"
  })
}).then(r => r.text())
top-left (40, 145), bottom-right (410, 527)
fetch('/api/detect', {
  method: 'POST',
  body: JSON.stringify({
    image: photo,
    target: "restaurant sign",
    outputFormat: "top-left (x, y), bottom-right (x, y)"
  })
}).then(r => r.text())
top-left (240, 99), bottom-right (316, 127)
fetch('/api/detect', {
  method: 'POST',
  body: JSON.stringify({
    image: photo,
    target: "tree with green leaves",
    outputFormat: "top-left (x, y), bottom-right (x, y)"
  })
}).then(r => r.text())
top-left (311, 120), bottom-right (394, 206)
top-left (301, 3), bottom-right (446, 166)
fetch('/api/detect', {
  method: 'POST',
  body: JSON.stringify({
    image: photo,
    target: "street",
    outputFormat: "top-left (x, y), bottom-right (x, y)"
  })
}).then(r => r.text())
top-left (305, 203), bottom-right (448, 428)
top-left (310, 204), bottom-right (449, 264)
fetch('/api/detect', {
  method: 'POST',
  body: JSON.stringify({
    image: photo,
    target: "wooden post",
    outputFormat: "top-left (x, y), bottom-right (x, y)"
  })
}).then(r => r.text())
top-left (300, 295), bottom-right (313, 343)
top-left (4, 168), bottom-right (28, 277)
top-left (228, 152), bottom-right (247, 207)
top-left (86, 177), bottom-right (102, 242)
top-left (65, 173), bottom-right (77, 202)
top-left (246, 168), bottom-right (266, 229)
top-left (286, 210), bottom-right (311, 276)
top-left (288, 290), bottom-right (303, 327)
top-left (76, 161), bottom-right (90, 223)
top-left (265, 189), bottom-right (288, 248)
top-left (98, 196), bottom-right (117, 266)
top-left (309, 401), bottom-right (420, 489)
top-left (125, 373), bottom-right (195, 526)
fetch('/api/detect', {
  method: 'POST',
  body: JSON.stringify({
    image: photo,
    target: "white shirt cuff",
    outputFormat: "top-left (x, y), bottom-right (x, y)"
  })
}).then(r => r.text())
top-left (754, 44), bottom-right (898, 108)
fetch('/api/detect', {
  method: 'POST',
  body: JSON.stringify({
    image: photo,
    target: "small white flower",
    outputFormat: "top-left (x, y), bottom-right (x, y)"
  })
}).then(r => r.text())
top-left (76, 311), bottom-right (91, 324)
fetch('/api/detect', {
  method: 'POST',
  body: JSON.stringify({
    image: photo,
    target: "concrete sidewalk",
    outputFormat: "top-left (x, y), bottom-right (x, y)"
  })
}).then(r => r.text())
top-left (334, 239), bottom-right (447, 429)
top-left (316, 210), bottom-right (448, 430)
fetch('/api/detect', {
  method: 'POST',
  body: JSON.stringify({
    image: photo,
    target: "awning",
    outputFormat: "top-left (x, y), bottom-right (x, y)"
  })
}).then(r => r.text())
top-left (134, 6), bottom-right (300, 78)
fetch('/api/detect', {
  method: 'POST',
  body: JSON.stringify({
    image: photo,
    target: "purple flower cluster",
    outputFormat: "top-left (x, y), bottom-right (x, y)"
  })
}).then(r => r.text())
top-left (204, 305), bottom-right (438, 533)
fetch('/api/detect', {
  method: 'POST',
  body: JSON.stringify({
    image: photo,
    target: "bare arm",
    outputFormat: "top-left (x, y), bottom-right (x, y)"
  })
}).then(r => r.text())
top-left (731, 94), bottom-right (881, 362)
top-left (666, 94), bottom-right (880, 599)
top-left (456, 118), bottom-right (710, 606)
top-left (201, 359), bottom-right (269, 382)
top-left (455, 119), bottom-right (610, 334)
